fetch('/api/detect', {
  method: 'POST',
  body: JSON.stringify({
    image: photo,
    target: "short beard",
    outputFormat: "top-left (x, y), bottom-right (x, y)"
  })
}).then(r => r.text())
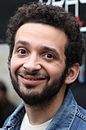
top-left (9, 67), bottom-right (68, 107)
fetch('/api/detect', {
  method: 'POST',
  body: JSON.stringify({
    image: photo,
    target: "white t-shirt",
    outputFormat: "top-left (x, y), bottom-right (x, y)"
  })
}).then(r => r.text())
top-left (20, 113), bottom-right (52, 130)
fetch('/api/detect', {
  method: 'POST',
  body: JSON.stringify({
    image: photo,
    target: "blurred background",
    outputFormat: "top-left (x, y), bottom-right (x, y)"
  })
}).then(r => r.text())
top-left (0, 0), bottom-right (86, 109)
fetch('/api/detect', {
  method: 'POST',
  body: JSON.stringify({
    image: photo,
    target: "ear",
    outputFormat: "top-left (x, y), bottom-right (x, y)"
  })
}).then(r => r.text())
top-left (65, 63), bottom-right (80, 84)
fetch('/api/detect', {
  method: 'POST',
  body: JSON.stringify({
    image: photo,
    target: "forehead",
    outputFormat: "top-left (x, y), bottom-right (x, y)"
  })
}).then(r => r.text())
top-left (15, 23), bottom-right (68, 51)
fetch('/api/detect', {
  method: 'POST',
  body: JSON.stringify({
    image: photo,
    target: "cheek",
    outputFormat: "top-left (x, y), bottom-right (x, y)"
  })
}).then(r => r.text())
top-left (50, 69), bottom-right (62, 80)
top-left (10, 57), bottom-right (22, 77)
top-left (10, 60), bottom-right (17, 80)
top-left (46, 64), bottom-right (65, 82)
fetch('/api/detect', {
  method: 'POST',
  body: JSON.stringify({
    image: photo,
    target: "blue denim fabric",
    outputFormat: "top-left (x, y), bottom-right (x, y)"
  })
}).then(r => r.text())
top-left (2, 89), bottom-right (86, 130)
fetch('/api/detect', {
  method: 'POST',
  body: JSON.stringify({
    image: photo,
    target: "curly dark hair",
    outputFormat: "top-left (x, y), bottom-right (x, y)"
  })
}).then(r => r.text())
top-left (6, 2), bottom-right (85, 67)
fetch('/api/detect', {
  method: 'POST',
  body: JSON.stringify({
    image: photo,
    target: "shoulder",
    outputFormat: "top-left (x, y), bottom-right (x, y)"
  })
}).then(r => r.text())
top-left (76, 105), bottom-right (86, 122)
top-left (71, 105), bottom-right (86, 130)
top-left (3, 103), bottom-right (25, 129)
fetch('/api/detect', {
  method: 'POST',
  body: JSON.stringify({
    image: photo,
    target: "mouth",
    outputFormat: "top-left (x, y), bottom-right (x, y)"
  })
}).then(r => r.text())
top-left (18, 73), bottom-right (47, 86)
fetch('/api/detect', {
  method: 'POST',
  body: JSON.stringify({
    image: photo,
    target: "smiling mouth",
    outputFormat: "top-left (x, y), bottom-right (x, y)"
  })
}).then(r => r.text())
top-left (18, 74), bottom-right (46, 87)
top-left (18, 73), bottom-right (46, 81)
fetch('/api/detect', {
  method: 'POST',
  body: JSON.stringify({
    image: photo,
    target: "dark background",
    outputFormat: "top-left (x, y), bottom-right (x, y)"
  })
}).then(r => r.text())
top-left (0, 0), bottom-right (38, 42)
top-left (0, 0), bottom-right (86, 42)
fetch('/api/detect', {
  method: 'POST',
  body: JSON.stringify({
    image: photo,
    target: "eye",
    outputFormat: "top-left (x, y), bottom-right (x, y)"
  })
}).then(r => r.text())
top-left (17, 48), bottom-right (28, 56)
top-left (44, 53), bottom-right (54, 61)
top-left (46, 53), bottom-right (53, 58)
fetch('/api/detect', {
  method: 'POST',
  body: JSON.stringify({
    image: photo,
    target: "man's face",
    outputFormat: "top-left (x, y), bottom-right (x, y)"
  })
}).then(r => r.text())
top-left (9, 23), bottom-right (68, 106)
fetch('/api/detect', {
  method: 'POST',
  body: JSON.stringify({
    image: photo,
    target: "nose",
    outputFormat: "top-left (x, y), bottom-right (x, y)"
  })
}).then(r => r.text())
top-left (23, 53), bottom-right (41, 72)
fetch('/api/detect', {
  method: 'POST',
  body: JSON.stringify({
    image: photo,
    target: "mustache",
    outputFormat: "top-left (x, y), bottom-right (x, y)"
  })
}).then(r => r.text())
top-left (16, 70), bottom-right (49, 80)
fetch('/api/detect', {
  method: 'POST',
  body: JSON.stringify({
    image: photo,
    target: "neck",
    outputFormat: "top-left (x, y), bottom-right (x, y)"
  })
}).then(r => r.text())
top-left (25, 85), bottom-right (66, 125)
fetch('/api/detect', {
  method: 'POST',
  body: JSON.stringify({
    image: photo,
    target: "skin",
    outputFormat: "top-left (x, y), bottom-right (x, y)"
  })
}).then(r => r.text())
top-left (9, 23), bottom-right (80, 124)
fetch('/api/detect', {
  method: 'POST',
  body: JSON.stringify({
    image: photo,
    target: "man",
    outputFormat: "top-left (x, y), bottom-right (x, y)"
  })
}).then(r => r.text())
top-left (3, 2), bottom-right (86, 130)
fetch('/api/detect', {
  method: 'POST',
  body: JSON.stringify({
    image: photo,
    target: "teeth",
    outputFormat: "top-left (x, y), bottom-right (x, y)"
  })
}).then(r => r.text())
top-left (27, 77), bottom-right (43, 80)
top-left (19, 74), bottom-right (44, 80)
top-left (18, 73), bottom-right (46, 80)
top-left (29, 78), bottom-right (38, 80)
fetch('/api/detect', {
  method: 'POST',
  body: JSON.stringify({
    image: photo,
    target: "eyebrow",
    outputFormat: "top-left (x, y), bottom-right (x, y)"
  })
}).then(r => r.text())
top-left (42, 46), bottom-right (57, 53)
top-left (15, 40), bottom-right (30, 46)
top-left (15, 40), bottom-right (58, 52)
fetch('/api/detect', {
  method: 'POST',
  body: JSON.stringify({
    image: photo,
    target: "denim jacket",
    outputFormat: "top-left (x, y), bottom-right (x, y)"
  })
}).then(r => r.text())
top-left (2, 89), bottom-right (86, 130)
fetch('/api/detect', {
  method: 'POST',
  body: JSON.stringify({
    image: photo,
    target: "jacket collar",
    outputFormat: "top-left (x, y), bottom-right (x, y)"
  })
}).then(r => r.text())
top-left (3, 103), bottom-right (25, 129)
top-left (46, 89), bottom-right (77, 130)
